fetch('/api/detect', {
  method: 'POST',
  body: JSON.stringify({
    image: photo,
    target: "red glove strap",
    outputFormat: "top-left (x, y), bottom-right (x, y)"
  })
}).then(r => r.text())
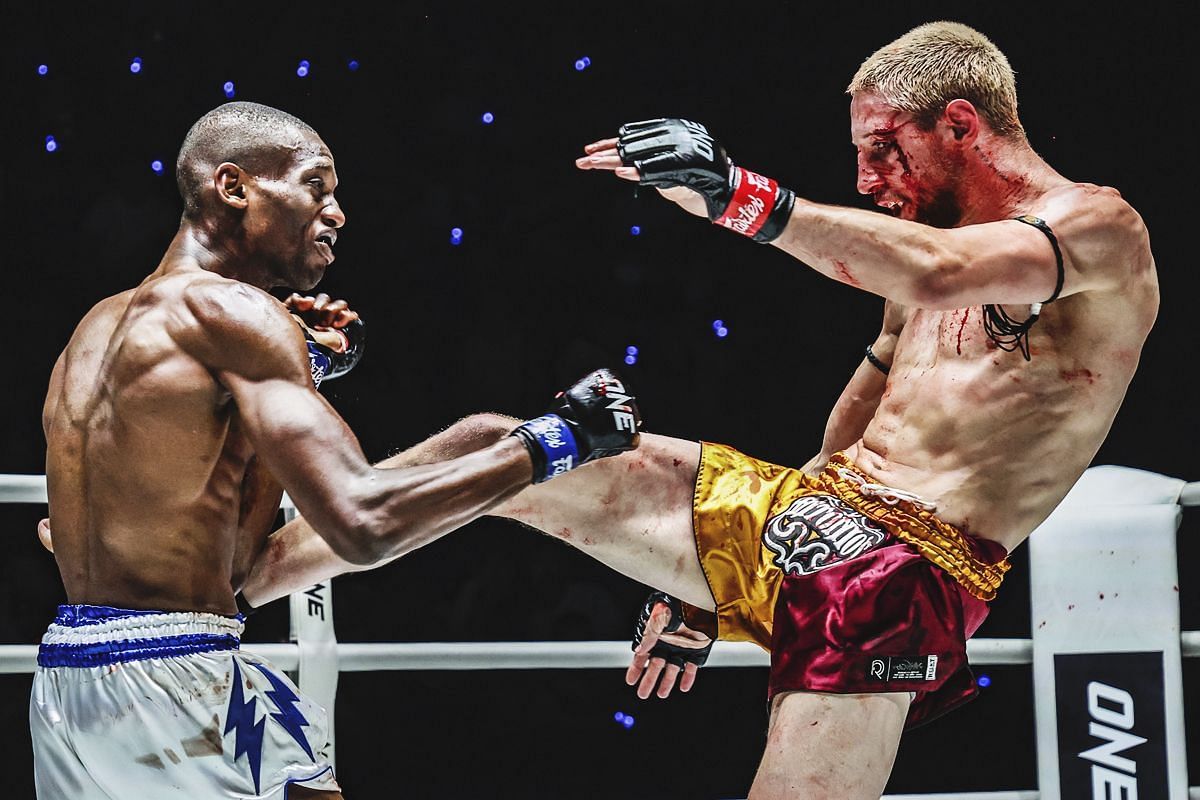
top-left (714, 167), bottom-right (779, 237)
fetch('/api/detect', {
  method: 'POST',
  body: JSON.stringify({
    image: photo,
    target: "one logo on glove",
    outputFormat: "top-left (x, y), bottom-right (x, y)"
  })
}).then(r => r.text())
top-left (594, 376), bottom-right (638, 433)
top-left (681, 119), bottom-right (716, 161)
top-left (762, 494), bottom-right (887, 576)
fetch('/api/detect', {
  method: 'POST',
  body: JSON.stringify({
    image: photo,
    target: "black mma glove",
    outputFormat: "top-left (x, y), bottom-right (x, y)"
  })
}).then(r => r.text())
top-left (632, 591), bottom-right (713, 669)
top-left (304, 318), bottom-right (365, 388)
top-left (617, 118), bottom-right (795, 243)
top-left (510, 368), bottom-right (642, 483)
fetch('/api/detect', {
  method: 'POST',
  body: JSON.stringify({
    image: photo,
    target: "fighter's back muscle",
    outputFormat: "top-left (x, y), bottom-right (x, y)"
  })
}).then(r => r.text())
top-left (45, 272), bottom-right (275, 610)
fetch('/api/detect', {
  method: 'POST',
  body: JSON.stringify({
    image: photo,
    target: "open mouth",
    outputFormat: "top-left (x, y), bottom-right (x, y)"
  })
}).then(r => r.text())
top-left (314, 232), bottom-right (336, 262)
top-left (875, 197), bottom-right (905, 217)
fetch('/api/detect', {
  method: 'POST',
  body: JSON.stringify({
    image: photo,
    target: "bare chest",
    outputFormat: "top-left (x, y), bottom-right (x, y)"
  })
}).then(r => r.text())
top-left (899, 306), bottom-right (1018, 363)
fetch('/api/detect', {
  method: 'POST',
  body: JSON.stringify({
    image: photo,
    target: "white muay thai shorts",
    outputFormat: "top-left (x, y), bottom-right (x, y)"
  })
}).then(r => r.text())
top-left (30, 605), bottom-right (340, 799)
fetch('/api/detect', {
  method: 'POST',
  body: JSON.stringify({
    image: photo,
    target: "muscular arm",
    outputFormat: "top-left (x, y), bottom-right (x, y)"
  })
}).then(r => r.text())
top-left (239, 413), bottom-right (517, 607)
top-left (770, 187), bottom-right (1142, 308)
top-left (178, 281), bottom-right (531, 571)
top-left (582, 130), bottom-right (1142, 309)
top-left (801, 300), bottom-right (905, 475)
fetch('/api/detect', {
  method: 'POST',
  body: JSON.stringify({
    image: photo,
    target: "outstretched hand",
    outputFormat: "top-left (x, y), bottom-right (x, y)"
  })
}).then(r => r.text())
top-left (575, 137), bottom-right (711, 219)
top-left (626, 595), bottom-right (714, 699)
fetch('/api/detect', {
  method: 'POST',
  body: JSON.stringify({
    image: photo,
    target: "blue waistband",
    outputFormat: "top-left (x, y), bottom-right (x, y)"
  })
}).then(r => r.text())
top-left (51, 604), bottom-right (163, 627)
top-left (38, 604), bottom-right (242, 669)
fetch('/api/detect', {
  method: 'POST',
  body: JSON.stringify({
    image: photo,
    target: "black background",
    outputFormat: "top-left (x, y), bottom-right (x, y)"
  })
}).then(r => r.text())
top-left (2, 1), bottom-right (1195, 797)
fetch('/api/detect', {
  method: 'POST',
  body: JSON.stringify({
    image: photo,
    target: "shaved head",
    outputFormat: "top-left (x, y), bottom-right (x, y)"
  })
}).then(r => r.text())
top-left (176, 102), bottom-right (321, 218)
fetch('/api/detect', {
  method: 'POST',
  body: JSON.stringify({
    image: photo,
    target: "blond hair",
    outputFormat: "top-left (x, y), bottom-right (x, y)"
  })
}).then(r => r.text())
top-left (847, 21), bottom-right (1023, 138)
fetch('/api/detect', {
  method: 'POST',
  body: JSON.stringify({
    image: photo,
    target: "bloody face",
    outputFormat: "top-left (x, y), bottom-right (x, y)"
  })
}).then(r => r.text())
top-left (850, 92), bottom-right (965, 228)
top-left (240, 132), bottom-right (346, 290)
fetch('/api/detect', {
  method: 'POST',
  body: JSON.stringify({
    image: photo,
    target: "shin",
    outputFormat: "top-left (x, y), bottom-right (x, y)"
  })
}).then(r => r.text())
top-left (494, 433), bottom-right (715, 611)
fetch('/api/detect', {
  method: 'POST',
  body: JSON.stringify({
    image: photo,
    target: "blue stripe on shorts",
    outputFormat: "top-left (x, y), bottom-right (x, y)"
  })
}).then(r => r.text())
top-left (38, 604), bottom-right (242, 668)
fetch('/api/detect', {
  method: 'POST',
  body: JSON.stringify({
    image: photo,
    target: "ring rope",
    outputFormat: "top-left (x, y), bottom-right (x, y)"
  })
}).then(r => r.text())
top-left (3, 473), bottom-right (1196, 798)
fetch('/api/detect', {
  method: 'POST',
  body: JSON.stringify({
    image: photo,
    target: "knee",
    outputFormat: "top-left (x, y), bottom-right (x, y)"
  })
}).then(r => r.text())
top-left (454, 412), bottom-right (518, 441)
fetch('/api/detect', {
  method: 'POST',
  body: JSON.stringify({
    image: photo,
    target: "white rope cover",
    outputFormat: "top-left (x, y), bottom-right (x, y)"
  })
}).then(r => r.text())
top-left (2, 630), bottom-right (1196, 674)
top-left (0, 637), bottom-right (1045, 674)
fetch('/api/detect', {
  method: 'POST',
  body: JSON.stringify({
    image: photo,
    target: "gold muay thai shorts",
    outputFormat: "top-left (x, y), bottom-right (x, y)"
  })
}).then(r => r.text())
top-left (686, 442), bottom-right (1011, 649)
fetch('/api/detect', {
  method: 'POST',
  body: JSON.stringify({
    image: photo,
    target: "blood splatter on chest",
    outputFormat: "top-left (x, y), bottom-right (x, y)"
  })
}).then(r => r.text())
top-left (901, 307), bottom-right (992, 360)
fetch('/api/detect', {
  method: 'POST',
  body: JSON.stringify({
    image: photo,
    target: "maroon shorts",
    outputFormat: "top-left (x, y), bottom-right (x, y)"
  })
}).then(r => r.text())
top-left (768, 532), bottom-right (1007, 729)
top-left (689, 443), bottom-right (1011, 729)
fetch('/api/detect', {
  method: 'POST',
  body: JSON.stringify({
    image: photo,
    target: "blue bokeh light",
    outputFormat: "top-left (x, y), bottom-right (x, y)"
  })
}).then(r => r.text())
top-left (348, 59), bottom-right (360, 71)
top-left (977, 675), bottom-right (991, 688)
top-left (574, 56), bottom-right (592, 71)
top-left (624, 355), bottom-right (637, 366)
top-left (223, 81), bottom-right (236, 98)
top-left (45, 135), bottom-right (57, 153)
top-left (130, 57), bottom-right (143, 74)
top-left (297, 65), bottom-right (309, 77)
top-left (712, 319), bottom-right (724, 330)
top-left (613, 712), bottom-right (625, 723)
top-left (450, 227), bottom-right (464, 245)
top-left (37, 64), bottom-right (48, 76)
top-left (630, 225), bottom-right (641, 236)
top-left (151, 160), bottom-right (164, 174)
top-left (626, 346), bottom-right (638, 356)
top-left (716, 326), bottom-right (729, 338)
top-left (482, 112), bottom-right (494, 124)
top-left (621, 716), bottom-right (635, 729)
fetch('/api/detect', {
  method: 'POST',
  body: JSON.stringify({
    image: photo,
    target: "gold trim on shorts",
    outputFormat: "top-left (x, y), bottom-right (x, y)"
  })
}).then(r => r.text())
top-left (822, 453), bottom-right (1010, 601)
top-left (690, 443), bottom-right (1011, 646)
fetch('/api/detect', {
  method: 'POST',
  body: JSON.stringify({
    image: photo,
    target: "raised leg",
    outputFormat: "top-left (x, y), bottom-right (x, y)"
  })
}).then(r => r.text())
top-left (747, 690), bottom-right (910, 800)
top-left (493, 428), bottom-right (715, 611)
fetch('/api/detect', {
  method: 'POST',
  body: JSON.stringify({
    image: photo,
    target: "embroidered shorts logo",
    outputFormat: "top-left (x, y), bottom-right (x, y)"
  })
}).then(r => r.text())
top-left (762, 494), bottom-right (887, 576)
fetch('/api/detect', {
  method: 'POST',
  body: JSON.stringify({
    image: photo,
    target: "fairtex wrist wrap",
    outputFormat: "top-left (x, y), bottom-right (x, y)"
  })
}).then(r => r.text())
top-left (511, 414), bottom-right (581, 484)
top-left (305, 317), bottom-right (366, 388)
top-left (714, 166), bottom-right (796, 243)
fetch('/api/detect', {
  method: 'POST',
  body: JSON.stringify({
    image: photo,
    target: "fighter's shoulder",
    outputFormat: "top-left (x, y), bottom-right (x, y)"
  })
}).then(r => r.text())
top-left (174, 275), bottom-right (303, 373)
top-left (1035, 182), bottom-right (1149, 275)
top-left (66, 288), bottom-right (138, 341)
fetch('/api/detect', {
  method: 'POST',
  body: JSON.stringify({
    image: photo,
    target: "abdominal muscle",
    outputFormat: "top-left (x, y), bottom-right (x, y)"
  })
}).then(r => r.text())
top-left (839, 305), bottom-right (1133, 552)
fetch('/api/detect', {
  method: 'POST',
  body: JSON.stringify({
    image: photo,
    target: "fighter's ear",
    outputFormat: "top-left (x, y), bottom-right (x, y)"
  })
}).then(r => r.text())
top-left (943, 99), bottom-right (980, 144)
top-left (214, 163), bottom-right (249, 210)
